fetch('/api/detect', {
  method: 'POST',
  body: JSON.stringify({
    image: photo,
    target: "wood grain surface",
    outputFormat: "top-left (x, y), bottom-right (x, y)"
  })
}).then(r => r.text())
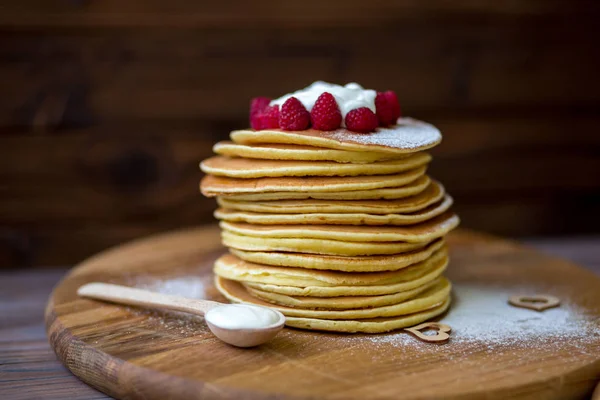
top-left (40, 226), bottom-right (600, 400)
top-left (2, 235), bottom-right (599, 400)
top-left (1, 0), bottom-right (600, 267)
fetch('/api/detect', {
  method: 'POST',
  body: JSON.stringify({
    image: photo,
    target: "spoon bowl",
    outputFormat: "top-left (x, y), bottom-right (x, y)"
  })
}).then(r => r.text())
top-left (206, 306), bottom-right (285, 347)
top-left (77, 282), bottom-right (286, 348)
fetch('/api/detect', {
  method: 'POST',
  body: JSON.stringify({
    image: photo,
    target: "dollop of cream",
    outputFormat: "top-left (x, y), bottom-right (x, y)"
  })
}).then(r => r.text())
top-left (270, 81), bottom-right (377, 127)
top-left (205, 304), bottom-right (280, 329)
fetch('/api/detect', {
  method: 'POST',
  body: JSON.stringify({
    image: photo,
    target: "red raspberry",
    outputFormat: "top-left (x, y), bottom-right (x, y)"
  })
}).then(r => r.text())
top-left (258, 105), bottom-right (280, 129)
top-left (375, 90), bottom-right (401, 126)
top-left (310, 92), bottom-right (342, 131)
top-left (345, 107), bottom-right (378, 133)
top-left (250, 97), bottom-right (271, 129)
top-left (279, 97), bottom-right (310, 131)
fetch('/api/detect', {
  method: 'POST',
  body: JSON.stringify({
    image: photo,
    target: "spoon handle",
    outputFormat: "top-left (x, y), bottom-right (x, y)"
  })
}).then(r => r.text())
top-left (78, 282), bottom-right (222, 315)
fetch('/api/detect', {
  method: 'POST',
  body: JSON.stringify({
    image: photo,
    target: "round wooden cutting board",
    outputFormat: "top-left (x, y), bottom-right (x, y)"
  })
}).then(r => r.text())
top-left (45, 226), bottom-right (600, 400)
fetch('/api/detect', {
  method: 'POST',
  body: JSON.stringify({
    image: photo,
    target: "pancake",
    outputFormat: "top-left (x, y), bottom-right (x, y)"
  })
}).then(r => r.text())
top-left (285, 299), bottom-right (450, 333)
top-left (214, 196), bottom-right (453, 226)
top-left (215, 276), bottom-right (451, 319)
top-left (219, 175), bottom-right (431, 201)
top-left (245, 277), bottom-right (441, 310)
top-left (220, 212), bottom-right (459, 243)
top-left (245, 261), bottom-right (446, 297)
top-left (217, 180), bottom-right (444, 214)
top-left (230, 238), bottom-right (445, 272)
top-left (200, 166), bottom-right (426, 197)
top-left (213, 141), bottom-right (410, 163)
top-left (222, 231), bottom-right (430, 256)
top-left (230, 117), bottom-right (442, 154)
top-left (214, 248), bottom-right (448, 295)
top-left (200, 153), bottom-right (431, 178)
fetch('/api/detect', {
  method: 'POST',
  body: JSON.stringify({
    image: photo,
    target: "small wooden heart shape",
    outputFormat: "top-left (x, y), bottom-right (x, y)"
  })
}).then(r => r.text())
top-left (404, 322), bottom-right (452, 343)
top-left (508, 294), bottom-right (560, 311)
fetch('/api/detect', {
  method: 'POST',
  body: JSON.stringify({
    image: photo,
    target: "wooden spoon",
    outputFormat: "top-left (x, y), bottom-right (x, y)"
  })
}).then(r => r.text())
top-left (77, 282), bottom-right (285, 348)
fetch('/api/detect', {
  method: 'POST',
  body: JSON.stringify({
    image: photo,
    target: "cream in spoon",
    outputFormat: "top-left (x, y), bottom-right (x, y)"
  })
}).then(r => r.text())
top-left (205, 304), bottom-right (281, 330)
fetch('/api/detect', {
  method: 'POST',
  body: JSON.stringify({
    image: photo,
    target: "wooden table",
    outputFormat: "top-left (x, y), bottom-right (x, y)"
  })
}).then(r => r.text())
top-left (1, 236), bottom-right (599, 400)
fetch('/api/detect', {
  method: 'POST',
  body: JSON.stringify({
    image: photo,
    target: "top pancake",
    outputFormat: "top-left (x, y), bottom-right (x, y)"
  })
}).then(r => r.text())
top-left (200, 153), bottom-right (431, 178)
top-left (231, 117), bottom-right (441, 154)
top-left (213, 141), bottom-right (410, 164)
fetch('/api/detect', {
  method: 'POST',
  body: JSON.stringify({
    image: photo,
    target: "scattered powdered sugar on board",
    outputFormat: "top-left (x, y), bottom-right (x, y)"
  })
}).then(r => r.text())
top-left (134, 276), bottom-right (208, 299)
top-left (120, 277), bottom-right (599, 351)
top-left (439, 284), bottom-right (597, 345)
top-left (120, 276), bottom-right (215, 336)
top-left (330, 117), bottom-right (441, 150)
top-left (346, 284), bottom-right (599, 350)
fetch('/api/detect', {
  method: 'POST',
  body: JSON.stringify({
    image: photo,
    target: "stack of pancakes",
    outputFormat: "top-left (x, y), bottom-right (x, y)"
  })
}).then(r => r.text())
top-left (200, 118), bottom-right (459, 333)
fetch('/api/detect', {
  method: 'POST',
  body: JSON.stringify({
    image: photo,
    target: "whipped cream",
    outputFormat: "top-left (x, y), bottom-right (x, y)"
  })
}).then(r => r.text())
top-left (205, 304), bottom-right (280, 329)
top-left (270, 81), bottom-right (377, 127)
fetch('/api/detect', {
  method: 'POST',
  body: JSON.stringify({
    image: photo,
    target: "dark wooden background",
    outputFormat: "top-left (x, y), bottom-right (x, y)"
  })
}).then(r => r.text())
top-left (1, 1), bottom-right (599, 268)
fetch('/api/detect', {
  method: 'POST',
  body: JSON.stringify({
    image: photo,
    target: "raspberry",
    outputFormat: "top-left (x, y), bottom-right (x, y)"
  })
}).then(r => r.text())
top-left (279, 97), bottom-right (310, 131)
top-left (250, 97), bottom-right (270, 118)
top-left (345, 107), bottom-right (378, 133)
top-left (259, 105), bottom-right (280, 129)
top-left (250, 97), bottom-right (271, 129)
top-left (375, 90), bottom-right (401, 126)
top-left (310, 92), bottom-right (342, 131)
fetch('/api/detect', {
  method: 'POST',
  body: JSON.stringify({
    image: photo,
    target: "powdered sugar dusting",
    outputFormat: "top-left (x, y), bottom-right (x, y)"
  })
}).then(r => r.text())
top-left (440, 285), bottom-right (596, 345)
top-left (134, 276), bottom-right (207, 299)
top-left (123, 276), bottom-right (214, 336)
top-left (122, 277), bottom-right (598, 353)
top-left (330, 117), bottom-right (441, 150)
top-left (348, 284), bottom-right (599, 349)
